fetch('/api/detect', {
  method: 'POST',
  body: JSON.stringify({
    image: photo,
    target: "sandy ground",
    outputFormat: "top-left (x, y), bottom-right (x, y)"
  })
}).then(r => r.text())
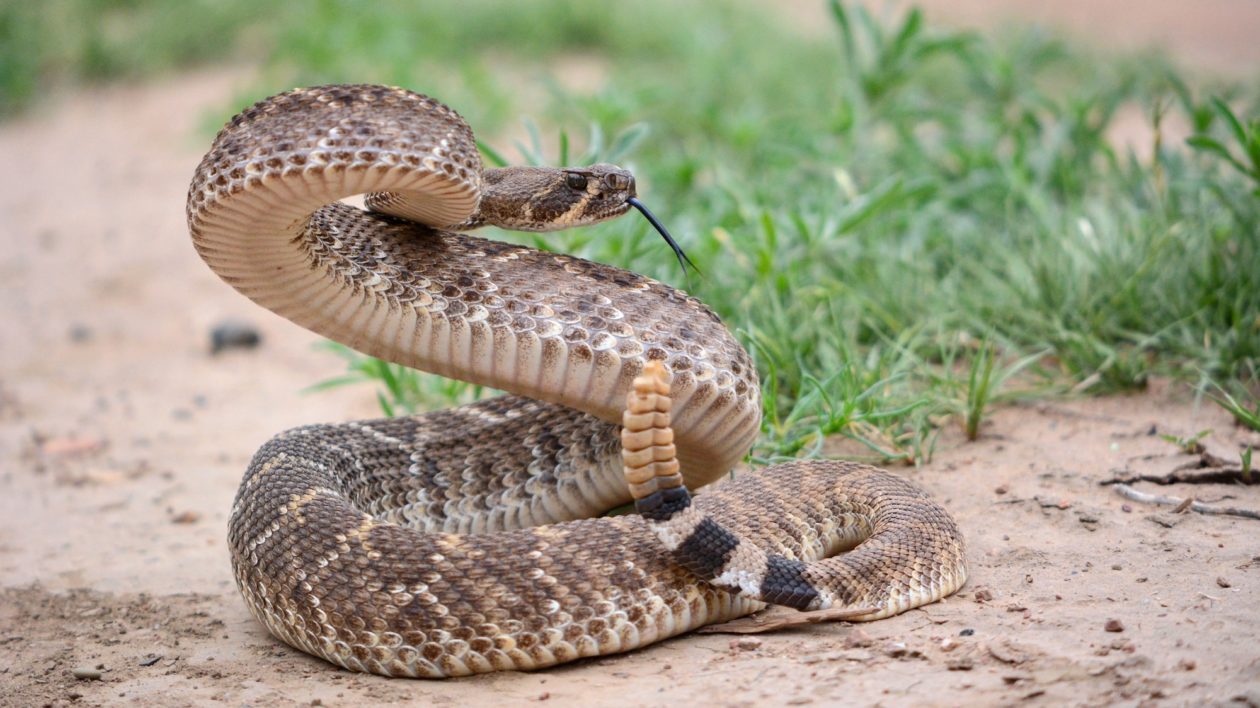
top-left (836, 0), bottom-right (1260, 77)
top-left (2, 34), bottom-right (1260, 708)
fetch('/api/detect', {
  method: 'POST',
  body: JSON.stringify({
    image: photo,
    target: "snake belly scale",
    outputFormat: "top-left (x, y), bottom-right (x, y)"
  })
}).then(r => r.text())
top-left (186, 84), bottom-right (967, 678)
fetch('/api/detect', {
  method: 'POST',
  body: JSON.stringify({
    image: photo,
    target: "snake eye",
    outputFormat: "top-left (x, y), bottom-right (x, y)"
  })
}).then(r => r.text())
top-left (565, 173), bottom-right (588, 190)
top-left (605, 173), bottom-right (631, 191)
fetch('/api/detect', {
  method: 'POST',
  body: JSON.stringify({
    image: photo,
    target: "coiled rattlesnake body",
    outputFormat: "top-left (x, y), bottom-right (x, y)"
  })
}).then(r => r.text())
top-left (186, 85), bottom-right (966, 678)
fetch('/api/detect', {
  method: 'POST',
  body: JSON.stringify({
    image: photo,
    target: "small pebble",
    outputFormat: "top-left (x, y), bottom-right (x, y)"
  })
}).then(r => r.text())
top-left (210, 320), bottom-right (262, 354)
top-left (994, 485), bottom-right (1008, 495)
top-left (959, 628), bottom-right (975, 637)
top-left (171, 511), bottom-right (201, 524)
top-left (1178, 658), bottom-right (1196, 671)
top-left (731, 637), bottom-right (762, 651)
top-left (940, 638), bottom-right (959, 652)
top-left (1216, 576), bottom-right (1232, 588)
top-left (1121, 504), bottom-right (1133, 513)
top-left (973, 589), bottom-right (993, 602)
top-left (139, 655), bottom-right (162, 667)
top-left (843, 628), bottom-right (873, 648)
top-left (69, 324), bottom-right (94, 343)
top-left (946, 657), bottom-right (974, 671)
top-left (72, 667), bottom-right (102, 680)
top-left (1104, 619), bottom-right (1124, 633)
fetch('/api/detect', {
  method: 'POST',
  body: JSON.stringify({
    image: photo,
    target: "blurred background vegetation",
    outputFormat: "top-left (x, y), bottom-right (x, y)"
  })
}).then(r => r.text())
top-left (4, 0), bottom-right (1258, 463)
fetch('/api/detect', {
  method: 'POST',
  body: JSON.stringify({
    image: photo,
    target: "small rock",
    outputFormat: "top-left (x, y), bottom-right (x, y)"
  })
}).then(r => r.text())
top-left (1231, 691), bottom-right (1260, 707)
top-left (959, 628), bottom-right (975, 637)
top-left (69, 324), bottom-right (94, 343)
top-left (1121, 504), bottom-right (1133, 513)
top-left (210, 320), bottom-right (262, 355)
top-left (171, 511), bottom-right (201, 525)
top-left (1216, 576), bottom-right (1232, 588)
top-left (139, 655), bottom-right (162, 667)
top-left (940, 638), bottom-right (959, 652)
top-left (1104, 619), bottom-right (1124, 633)
top-left (946, 657), bottom-right (974, 671)
top-left (731, 637), bottom-right (761, 651)
top-left (1178, 658), bottom-right (1196, 671)
top-left (973, 589), bottom-right (993, 603)
top-left (1111, 564), bottom-right (1122, 571)
top-left (843, 628), bottom-right (873, 648)
top-left (72, 667), bottom-right (102, 680)
top-left (884, 642), bottom-right (908, 658)
top-left (994, 485), bottom-right (1008, 495)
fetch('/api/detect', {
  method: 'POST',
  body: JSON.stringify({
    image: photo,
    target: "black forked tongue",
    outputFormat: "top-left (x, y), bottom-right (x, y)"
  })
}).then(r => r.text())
top-left (627, 197), bottom-right (699, 275)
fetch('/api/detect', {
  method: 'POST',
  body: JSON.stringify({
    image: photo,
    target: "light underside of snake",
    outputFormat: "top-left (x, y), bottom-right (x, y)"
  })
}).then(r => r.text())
top-left (186, 85), bottom-right (967, 679)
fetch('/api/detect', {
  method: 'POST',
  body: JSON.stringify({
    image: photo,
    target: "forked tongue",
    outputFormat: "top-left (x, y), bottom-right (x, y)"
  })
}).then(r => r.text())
top-left (627, 197), bottom-right (699, 275)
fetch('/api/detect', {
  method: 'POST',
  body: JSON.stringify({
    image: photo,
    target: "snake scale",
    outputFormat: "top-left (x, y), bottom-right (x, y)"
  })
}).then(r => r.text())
top-left (186, 85), bottom-right (967, 678)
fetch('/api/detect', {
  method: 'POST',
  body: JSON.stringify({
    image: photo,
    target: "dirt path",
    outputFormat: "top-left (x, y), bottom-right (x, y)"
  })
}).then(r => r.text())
top-left (2, 65), bottom-right (1259, 707)
top-left (797, 0), bottom-right (1260, 77)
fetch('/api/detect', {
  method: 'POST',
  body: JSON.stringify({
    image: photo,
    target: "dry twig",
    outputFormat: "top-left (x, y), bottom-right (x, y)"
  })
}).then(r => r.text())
top-left (697, 605), bottom-right (880, 634)
top-left (1111, 483), bottom-right (1260, 521)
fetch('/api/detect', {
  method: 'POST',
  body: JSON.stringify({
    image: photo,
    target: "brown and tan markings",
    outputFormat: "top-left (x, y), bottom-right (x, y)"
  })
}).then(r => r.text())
top-left (188, 84), bottom-right (967, 678)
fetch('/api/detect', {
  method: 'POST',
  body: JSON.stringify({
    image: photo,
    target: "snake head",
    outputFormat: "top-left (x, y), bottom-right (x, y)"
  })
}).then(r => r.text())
top-left (477, 163), bottom-right (697, 273)
top-left (556, 163), bottom-right (638, 222)
top-left (475, 163), bottom-right (636, 231)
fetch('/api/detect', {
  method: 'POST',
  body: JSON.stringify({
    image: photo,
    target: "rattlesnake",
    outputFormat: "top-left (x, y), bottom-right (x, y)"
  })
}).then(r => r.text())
top-left (186, 85), bottom-right (967, 678)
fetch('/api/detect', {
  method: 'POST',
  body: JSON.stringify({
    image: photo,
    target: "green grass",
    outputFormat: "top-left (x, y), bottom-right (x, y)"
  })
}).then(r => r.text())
top-left (9, 0), bottom-right (1257, 463)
